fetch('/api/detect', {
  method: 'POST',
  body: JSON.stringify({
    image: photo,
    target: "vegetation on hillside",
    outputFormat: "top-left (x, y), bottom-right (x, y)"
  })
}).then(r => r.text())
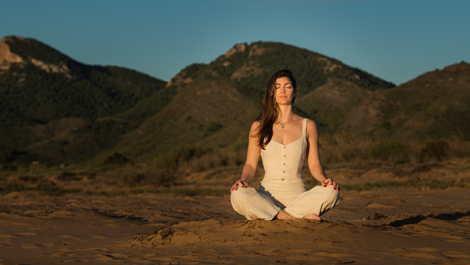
top-left (1, 35), bottom-right (469, 183)
top-left (0, 36), bottom-right (168, 165)
top-left (176, 41), bottom-right (395, 97)
top-left (0, 64), bottom-right (166, 125)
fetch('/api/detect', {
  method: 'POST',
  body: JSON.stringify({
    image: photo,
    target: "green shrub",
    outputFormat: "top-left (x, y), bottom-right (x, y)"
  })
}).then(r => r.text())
top-left (0, 164), bottom-right (18, 171)
top-left (205, 122), bottom-right (223, 135)
top-left (120, 173), bottom-right (145, 187)
top-left (101, 153), bottom-right (134, 166)
top-left (420, 140), bottom-right (449, 161)
top-left (231, 139), bottom-right (249, 151)
top-left (156, 147), bottom-right (206, 172)
top-left (369, 141), bottom-right (409, 162)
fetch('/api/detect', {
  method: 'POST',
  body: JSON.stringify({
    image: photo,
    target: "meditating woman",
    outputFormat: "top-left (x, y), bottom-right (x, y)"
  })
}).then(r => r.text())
top-left (230, 69), bottom-right (340, 221)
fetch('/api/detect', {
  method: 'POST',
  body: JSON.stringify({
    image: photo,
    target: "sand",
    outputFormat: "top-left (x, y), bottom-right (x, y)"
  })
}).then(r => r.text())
top-left (0, 185), bottom-right (469, 264)
top-left (1, 158), bottom-right (470, 264)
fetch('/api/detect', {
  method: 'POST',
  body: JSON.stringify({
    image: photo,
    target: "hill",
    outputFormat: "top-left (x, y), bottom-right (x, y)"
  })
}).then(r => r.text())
top-left (168, 42), bottom-right (395, 93)
top-left (313, 61), bottom-right (470, 165)
top-left (1, 37), bottom-right (468, 170)
top-left (138, 46), bottom-right (470, 168)
top-left (339, 62), bottom-right (470, 140)
top-left (108, 42), bottom-right (397, 169)
top-left (0, 36), bottom-right (169, 164)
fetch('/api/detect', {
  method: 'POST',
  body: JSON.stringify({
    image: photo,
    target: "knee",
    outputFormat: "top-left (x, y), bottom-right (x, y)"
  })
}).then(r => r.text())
top-left (230, 189), bottom-right (241, 200)
top-left (230, 188), bottom-right (255, 214)
top-left (316, 186), bottom-right (340, 216)
top-left (325, 186), bottom-right (340, 204)
top-left (230, 188), bottom-right (250, 204)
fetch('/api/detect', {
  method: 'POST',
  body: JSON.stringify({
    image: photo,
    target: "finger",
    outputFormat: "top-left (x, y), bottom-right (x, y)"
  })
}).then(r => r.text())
top-left (238, 180), bottom-right (247, 188)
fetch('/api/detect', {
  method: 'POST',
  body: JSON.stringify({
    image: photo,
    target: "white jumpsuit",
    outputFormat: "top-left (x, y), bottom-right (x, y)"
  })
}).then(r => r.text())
top-left (231, 118), bottom-right (340, 221)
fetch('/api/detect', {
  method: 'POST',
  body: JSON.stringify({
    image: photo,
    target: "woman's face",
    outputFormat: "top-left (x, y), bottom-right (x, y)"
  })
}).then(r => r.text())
top-left (274, 77), bottom-right (296, 105)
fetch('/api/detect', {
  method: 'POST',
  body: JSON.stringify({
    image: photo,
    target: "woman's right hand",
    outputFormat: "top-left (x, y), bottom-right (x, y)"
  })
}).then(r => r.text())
top-left (230, 180), bottom-right (248, 192)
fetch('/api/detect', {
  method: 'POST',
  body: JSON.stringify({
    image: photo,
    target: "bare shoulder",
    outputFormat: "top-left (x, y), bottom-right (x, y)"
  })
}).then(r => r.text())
top-left (305, 118), bottom-right (318, 138)
top-left (306, 118), bottom-right (317, 127)
top-left (251, 120), bottom-right (260, 128)
top-left (250, 121), bottom-right (260, 132)
top-left (248, 121), bottom-right (261, 137)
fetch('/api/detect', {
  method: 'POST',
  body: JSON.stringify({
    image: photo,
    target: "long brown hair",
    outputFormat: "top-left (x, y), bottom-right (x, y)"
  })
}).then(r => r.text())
top-left (255, 69), bottom-right (297, 149)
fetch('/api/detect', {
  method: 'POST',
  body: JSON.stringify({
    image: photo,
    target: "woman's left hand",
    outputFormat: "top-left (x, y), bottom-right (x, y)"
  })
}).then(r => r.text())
top-left (322, 178), bottom-right (340, 190)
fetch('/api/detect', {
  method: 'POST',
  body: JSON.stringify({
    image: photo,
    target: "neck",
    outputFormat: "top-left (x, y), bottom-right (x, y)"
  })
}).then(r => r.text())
top-left (277, 105), bottom-right (294, 123)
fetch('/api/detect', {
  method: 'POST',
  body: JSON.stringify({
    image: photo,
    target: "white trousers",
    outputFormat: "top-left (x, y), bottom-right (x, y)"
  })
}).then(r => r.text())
top-left (231, 181), bottom-right (340, 221)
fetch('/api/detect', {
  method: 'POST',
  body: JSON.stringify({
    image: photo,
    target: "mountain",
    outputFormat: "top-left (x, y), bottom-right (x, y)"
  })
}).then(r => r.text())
top-left (112, 43), bottom-right (469, 168)
top-left (166, 42), bottom-right (395, 98)
top-left (0, 36), bottom-right (168, 164)
top-left (1, 36), bottom-right (468, 168)
top-left (339, 62), bottom-right (470, 141)
top-left (110, 42), bottom-right (396, 163)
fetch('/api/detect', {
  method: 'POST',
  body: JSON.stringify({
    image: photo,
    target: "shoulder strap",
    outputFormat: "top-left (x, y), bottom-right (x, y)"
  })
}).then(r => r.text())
top-left (302, 118), bottom-right (307, 137)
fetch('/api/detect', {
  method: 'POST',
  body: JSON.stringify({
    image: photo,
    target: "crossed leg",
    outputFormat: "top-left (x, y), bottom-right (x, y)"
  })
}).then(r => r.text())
top-left (283, 185), bottom-right (340, 220)
top-left (231, 185), bottom-right (339, 221)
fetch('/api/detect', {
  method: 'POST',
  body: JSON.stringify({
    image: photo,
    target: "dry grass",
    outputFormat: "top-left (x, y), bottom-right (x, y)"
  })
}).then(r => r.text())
top-left (319, 133), bottom-right (470, 167)
top-left (1, 135), bottom-right (470, 197)
top-left (339, 179), bottom-right (469, 192)
top-left (154, 146), bottom-right (246, 174)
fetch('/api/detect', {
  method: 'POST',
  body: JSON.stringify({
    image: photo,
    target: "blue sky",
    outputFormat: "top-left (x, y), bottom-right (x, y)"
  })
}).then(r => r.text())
top-left (1, 0), bottom-right (469, 85)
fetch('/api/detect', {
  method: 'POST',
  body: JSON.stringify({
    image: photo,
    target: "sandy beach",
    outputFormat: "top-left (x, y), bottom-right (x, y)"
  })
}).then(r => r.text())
top-left (1, 160), bottom-right (470, 264)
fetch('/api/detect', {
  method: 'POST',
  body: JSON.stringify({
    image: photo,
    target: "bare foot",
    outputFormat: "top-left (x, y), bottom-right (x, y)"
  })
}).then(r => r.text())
top-left (303, 214), bottom-right (321, 221)
top-left (275, 210), bottom-right (296, 220)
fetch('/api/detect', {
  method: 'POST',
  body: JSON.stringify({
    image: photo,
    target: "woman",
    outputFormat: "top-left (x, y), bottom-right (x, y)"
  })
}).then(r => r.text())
top-left (230, 69), bottom-right (340, 221)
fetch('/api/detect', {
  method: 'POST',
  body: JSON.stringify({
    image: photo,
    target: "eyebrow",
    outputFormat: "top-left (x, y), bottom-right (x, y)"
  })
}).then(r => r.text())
top-left (275, 82), bottom-right (293, 85)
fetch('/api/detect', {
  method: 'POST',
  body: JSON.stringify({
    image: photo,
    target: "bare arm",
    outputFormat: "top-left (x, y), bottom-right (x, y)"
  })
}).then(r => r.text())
top-left (306, 119), bottom-right (339, 190)
top-left (230, 121), bottom-right (261, 192)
